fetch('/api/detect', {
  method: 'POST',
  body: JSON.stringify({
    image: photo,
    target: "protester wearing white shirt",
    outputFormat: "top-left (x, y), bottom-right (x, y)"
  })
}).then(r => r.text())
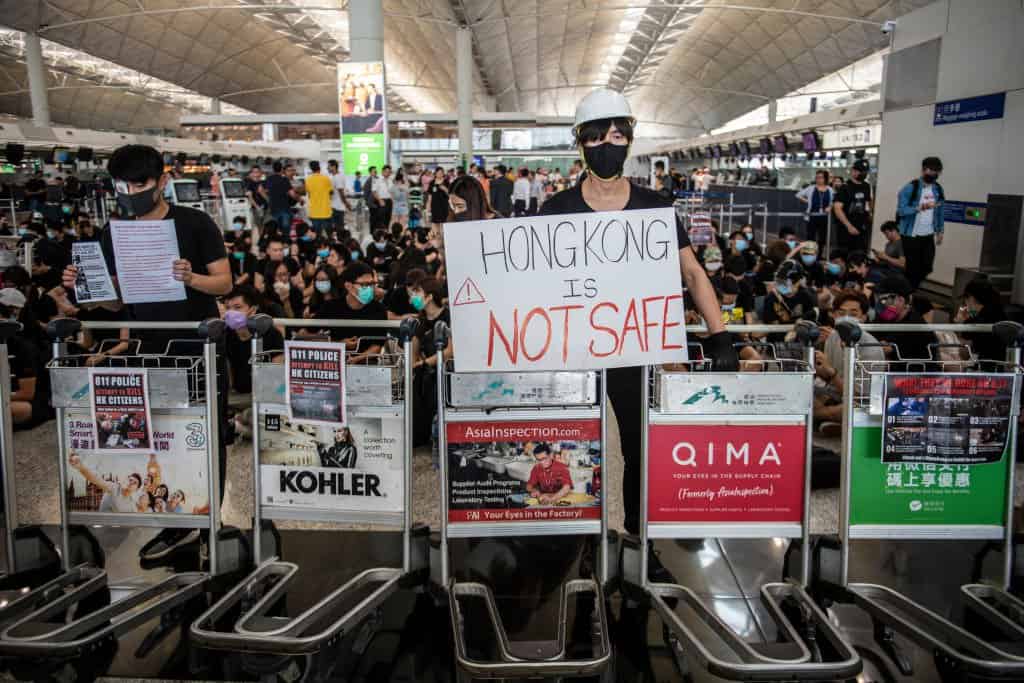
top-left (512, 168), bottom-right (532, 217)
top-left (326, 159), bottom-right (352, 235)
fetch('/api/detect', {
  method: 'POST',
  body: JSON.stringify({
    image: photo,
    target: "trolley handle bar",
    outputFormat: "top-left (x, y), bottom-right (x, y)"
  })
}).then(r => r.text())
top-left (271, 317), bottom-right (402, 330)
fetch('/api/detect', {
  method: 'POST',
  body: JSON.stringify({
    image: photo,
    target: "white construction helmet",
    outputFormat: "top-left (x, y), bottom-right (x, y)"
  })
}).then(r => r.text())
top-left (573, 88), bottom-right (635, 131)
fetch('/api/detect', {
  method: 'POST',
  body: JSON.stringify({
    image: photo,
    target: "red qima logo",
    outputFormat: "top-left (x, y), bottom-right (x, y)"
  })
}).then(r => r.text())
top-left (671, 441), bottom-right (784, 467)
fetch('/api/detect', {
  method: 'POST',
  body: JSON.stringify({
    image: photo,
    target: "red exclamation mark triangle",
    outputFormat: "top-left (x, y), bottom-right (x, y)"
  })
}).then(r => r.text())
top-left (453, 278), bottom-right (486, 306)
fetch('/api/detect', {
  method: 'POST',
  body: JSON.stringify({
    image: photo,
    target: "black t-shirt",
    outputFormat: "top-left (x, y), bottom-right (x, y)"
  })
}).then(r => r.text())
top-left (229, 251), bottom-right (258, 280)
top-left (315, 296), bottom-right (387, 346)
top-left (225, 325), bottom-right (283, 393)
top-left (835, 180), bottom-right (873, 228)
top-left (877, 310), bottom-right (935, 363)
top-left (24, 178), bottom-right (45, 196)
top-left (539, 182), bottom-right (691, 248)
top-left (100, 204), bottom-right (227, 352)
top-left (244, 177), bottom-right (267, 207)
top-left (9, 335), bottom-right (52, 421)
top-left (265, 174), bottom-right (292, 213)
top-left (428, 182), bottom-right (449, 221)
top-left (365, 242), bottom-right (398, 275)
top-left (385, 287), bottom-right (415, 317)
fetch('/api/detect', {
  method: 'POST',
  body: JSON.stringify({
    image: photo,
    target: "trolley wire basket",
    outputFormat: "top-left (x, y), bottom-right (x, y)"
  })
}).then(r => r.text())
top-left (47, 352), bottom-right (207, 407)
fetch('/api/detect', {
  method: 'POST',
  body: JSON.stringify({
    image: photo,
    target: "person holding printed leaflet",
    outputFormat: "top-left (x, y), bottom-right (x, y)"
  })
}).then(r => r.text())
top-left (526, 443), bottom-right (572, 505)
top-left (539, 89), bottom-right (738, 576)
top-left (60, 144), bottom-right (232, 562)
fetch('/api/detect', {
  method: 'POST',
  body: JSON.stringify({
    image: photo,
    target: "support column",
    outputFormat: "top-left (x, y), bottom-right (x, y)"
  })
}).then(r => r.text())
top-left (23, 32), bottom-right (50, 127)
top-left (349, 0), bottom-right (384, 63)
top-left (456, 27), bottom-right (473, 170)
top-left (209, 98), bottom-right (221, 115)
top-left (768, 98), bottom-right (778, 124)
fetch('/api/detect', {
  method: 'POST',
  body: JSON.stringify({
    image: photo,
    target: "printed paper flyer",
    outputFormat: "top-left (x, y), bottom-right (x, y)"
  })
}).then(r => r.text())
top-left (646, 423), bottom-right (806, 523)
top-left (89, 368), bottom-right (153, 453)
top-left (65, 408), bottom-right (209, 515)
top-left (445, 419), bottom-right (602, 524)
top-left (883, 374), bottom-right (1013, 465)
top-left (258, 408), bottom-right (404, 512)
top-left (285, 340), bottom-right (346, 426)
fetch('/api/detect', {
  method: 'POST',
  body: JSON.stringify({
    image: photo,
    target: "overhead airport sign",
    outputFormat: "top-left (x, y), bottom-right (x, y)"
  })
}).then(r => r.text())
top-left (444, 208), bottom-right (688, 372)
top-left (933, 92), bottom-right (1005, 126)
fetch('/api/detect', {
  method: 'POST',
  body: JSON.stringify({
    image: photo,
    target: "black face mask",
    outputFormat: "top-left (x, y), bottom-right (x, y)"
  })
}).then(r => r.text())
top-left (582, 142), bottom-right (629, 181)
top-left (922, 172), bottom-right (939, 184)
top-left (116, 185), bottom-right (160, 218)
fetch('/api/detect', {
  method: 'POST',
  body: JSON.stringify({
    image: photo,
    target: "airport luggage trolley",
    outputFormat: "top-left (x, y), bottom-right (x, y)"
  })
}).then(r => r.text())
top-left (432, 323), bottom-right (613, 681)
top-left (190, 316), bottom-right (429, 681)
top-left (0, 318), bottom-right (244, 676)
top-left (817, 320), bottom-right (1024, 680)
top-left (623, 321), bottom-right (861, 681)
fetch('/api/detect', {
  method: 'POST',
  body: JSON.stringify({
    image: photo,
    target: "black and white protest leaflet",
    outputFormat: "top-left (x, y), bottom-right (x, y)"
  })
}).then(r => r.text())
top-left (882, 374), bottom-right (1014, 465)
top-left (89, 368), bottom-right (154, 453)
top-left (71, 242), bottom-right (117, 304)
top-left (258, 407), bottom-right (404, 512)
top-left (285, 340), bottom-right (346, 426)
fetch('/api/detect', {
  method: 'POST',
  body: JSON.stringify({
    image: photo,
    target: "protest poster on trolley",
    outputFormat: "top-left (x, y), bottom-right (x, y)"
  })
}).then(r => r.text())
top-left (65, 408), bottom-right (209, 515)
top-left (89, 368), bottom-right (153, 453)
top-left (285, 340), bottom-right (346, 426)
top-left (882, 373), bottom-right (1014, 465)
top-left (445, 418), bottom-right (602, 524)
top-left (257, 407), bottom-right (404, 513)
top-left (443, 208), bottom-right (687, 372)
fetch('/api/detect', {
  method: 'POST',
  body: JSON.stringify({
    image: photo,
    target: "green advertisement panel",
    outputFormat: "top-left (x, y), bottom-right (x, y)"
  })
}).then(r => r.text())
top-left (341, 133), bottom-right (386, 177)
top-left (849, 417), bottom-right (1008, 527)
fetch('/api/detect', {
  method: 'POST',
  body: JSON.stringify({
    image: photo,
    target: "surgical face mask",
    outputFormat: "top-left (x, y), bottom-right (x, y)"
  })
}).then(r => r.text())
top-left (876, 303), bottom-right (901, 322)
top-left (410, 294), bottom-right (426, 311)
top-left (46, 230), bottom-right (56, 240)
top-left (742, 230), bottom-right (753, 240)
top-left (721, 303), bottom-right (735, 313)
top-left (282, 247), bottom-right (291, 257)
top-left (374, 240), bottom-right (387, 250)
top-left (834, 314), bottom-right (859, 326)
top-left (61, 204), bottom-right (72, 215)
top-left (581, 142), bottom-right (629, 181)
top-left (16, 228), bottom-right (27, 237)
top-left (315, 280), bottom-right (332, 294)
top-left (300, 233), bottom-right (314, 242)
top-left (273, 280), bottom-right (290, 294)
top-left (786, 239), bottom-right (799, 249)
top-left (825, 262), bottom-right (842, 276)
top-left (232, 251), bottom-right (245, 260)
top-left (734, 239), bottom-right (748, 253)
top-left (775, 282), bottom-right (793, 297)
top-left (233, 221), bottom-right (244, 229)
top-left (114, 181), bottom-right (160, 218)
top-left (66, 229), bottom-right (76, 236)
top-left (705, 261), bottom-right (722, 273)
top-left (800, 254), bottom-right (817, 266)
top-left (224, 309), bottom-right (248, 331)
top-left (355, 284), bottom-right (374, 305)
top-left (351, 250), bottom-right (361, 261)
top-left (317, 248), bottom-right (330, 259)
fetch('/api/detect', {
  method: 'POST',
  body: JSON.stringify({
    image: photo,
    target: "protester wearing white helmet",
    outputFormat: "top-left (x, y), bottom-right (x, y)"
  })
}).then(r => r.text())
top-left (540, 88), bottom-right (739, 548)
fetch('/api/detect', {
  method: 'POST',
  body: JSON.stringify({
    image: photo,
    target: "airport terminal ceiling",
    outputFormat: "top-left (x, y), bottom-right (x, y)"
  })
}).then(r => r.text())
top-left (0, 0), bottom-right (932, 136)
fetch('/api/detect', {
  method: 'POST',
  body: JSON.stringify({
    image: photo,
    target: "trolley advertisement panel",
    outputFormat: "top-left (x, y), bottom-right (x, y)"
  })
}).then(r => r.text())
top-left (445, 417), bottom-right (602, 525)
top-left (646, 422), bottom-right (806, 525)
top-left (65, 407), bottom-right (210, 515)
top-left (258, 406), bottom-right (404, 513)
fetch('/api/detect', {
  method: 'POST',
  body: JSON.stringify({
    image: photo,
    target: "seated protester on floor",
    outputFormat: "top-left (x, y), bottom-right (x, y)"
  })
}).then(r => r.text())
top-left (254, 236), bottom-right (299, 288)
top-left (847, 249), bottom-right (872, 281)
top-left (796, 241), bottom-right (827, 289)
top-left (261, 259), bottom-right (305, 319)
top-left (779, 226), bottom-right (800, 252)
top-left (75, 215), bottom-right (100, 242)
top-left (702, 245), bottom-right (724, 285)
top-left (738, 224), bottom-right (763, 257)
top-left (305, 264), bottom-right (341, 317)
top-left (345, 238), bottom-right (364, 264)
top-left (385, 267), bottom-right (427, 319)
top-left (33, 222), bottom-right (72, 291)
top-left (872, 275), bottom-right (935, 363)
top-left (315, 261), bottom-right (386, 362)
top-left (872, 221), bottom-right (906, 278)
top-left (755, 239), bottom-right (792, 289)
top-left (762, 259), bottom-right (817, 329)
top-left (222, 285), bottom-right (283, 393)
top-left (229, 236), bottom-right (258, 286)
top-left (823, 249), bottom-right (846, 286)
top-left (2, 305), bottom-right (52, 431)
top-left (409, 227), bottom-right (441, 274)
top-left (723, 255), bottom-right (758, 321)
top-left (823, 291), bottom-right (886, 381)
top-left (257, 219), bottom-right (284, 253)
top-left (956, 279), bottom-right (1006, 361)
top-left (293, 223), bottom-right (320, 273)
top-left (76, 300), bottom-right (132, 364)
top-left (365, 229), bottom-right (398, 280)
top-left (726, 230), bottom-right (756, 271)
top-left (717, 277), bottom-right (745, 326)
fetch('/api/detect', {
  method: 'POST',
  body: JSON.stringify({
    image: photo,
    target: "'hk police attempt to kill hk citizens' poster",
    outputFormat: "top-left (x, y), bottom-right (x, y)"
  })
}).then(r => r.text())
top-left (89, 368), bottom-right (153, 452)
top-left (285, 340), bottom-right (346, 426)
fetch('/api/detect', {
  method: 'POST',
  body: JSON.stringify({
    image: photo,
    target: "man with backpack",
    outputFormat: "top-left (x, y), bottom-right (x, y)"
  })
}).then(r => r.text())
top-left (895, 156), bottom-right (945, 289)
